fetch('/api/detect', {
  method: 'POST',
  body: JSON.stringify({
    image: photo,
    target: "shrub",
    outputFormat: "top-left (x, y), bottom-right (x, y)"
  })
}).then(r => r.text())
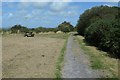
top-left (85, 19), bottom-right (120, 57)
top-left (58, 21), bottom-right (74, 33)
top-left (10, 25), bottom-right (29, 33)
top-left (76, 6), bottom-right (119, 35)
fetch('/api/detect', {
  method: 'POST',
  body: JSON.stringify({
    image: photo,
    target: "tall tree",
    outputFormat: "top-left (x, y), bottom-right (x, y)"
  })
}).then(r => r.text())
top-left (10, 25), bottom-right (29, 33)
top-left (58, 21), bottom-right (74, 33)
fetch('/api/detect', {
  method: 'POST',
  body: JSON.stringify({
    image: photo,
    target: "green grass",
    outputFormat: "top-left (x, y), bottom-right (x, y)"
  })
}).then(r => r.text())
top-left (55, 35), bottom-right (69, 79)
top-left (76, 36), bottom-right (118, 78)
top-left (76, 36), bottom-right (103, 69)
top-left (36, 33), bottom-right (70, 79)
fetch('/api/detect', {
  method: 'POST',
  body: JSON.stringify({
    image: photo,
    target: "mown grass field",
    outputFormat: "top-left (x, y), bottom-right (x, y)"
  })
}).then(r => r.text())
top-left (2, 33), bottom-right (69, 78)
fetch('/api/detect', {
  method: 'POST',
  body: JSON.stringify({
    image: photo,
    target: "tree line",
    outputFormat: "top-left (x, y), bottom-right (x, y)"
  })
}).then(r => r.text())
top-left (1, 21), bottom-right (74, 34)
top-left (76, 5), bottom-right (120, 58)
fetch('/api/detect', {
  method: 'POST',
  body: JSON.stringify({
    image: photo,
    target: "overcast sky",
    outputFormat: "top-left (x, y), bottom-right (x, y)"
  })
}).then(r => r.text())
top-left (2, 2), bottom-right (118, 28)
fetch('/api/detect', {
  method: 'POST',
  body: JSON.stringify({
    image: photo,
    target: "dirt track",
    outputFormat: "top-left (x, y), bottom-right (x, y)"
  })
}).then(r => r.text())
top-left (62, 34), bottom-right (105, 78)
top-left (2, 34), bottom-right (65, 78)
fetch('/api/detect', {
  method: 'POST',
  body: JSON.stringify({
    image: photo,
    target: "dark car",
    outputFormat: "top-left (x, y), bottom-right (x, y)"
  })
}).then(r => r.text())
top-left (24, 32), bottom-right (34, 37)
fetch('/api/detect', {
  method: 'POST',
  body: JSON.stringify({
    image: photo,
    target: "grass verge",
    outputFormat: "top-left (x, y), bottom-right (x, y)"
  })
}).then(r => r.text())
top-left (76, 36), bottom-right (118, 78)
top-left (55, 35), bottom-right (69, 79)
top-left (76, 36), bottom-right (103, 69)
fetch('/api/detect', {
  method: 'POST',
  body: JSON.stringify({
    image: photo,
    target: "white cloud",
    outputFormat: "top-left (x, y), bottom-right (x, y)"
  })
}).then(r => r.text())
top-left (8, 13), bottom-right (13, 17)
top-left (2, 0), bottom-right (16, 2)
top-left (18, 9), bottom-right (28, 14)
top-left (67, 11), bottom-right (77, 16)
top-left (50, 2), bottom-right (69, 11)
top-left (72, 0), bottom-right (119, 2)
top-left (19, 0), bottom-right (52, 2)
top-left (43, 9), bottom-right (77, 17)
top-left (18, 2), bottom-right (70, 12)
top-left (24, 14), bottom-right (32, 19)
top-left (19, 2), bottom-right (69, 11)
top-left (20, 2), bottom-right (31, 8)
top-left (45, 4), bottom-right (79, 16)
top-left (18, 2), bottom-right (50, 9)
top-left (31, 9), bottom-right (43, 15)
top-left (103, 4), bottom-right (112, 7)
top-left (107, 0), bottom-right (117, 1)
top-left (52, 0), bottom-right (72, 2)
top-left (60, 10), bottom-right (77, 17)
top-left (37, 2), bottom-right (70, 11)
top-left (33, 2), bottom-right (50, 8)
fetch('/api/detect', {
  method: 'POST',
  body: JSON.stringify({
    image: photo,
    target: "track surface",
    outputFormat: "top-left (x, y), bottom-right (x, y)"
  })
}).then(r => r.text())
top-left (62, 34), bottom-right (100, 78)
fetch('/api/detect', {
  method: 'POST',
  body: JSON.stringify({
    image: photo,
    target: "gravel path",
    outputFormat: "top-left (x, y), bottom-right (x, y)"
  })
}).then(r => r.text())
top-left (62, 34), bottom-right (100, 78)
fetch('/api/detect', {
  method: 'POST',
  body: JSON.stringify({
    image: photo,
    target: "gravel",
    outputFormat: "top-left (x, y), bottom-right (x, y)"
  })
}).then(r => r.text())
top-left (62, 34), bottom-right (101, 78)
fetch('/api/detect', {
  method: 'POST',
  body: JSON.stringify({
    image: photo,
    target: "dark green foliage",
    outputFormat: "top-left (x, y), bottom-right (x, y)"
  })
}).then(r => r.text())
top-left (53, 28), bottom-right (59, 33)
top-left (73, 26), bottom-right (77, 31)
top-left (76, 5), bottom-right (120, 57)
top-left (85, 19), bottom-right (120, 57)
top-left (10, 24), bottom-right (29, 33)
top-left (1, 28), bottom-right (9, 32)
top-left (4, 21), bottom-right (74, 34)
top-left (34, 27), bottom-right (46, 33)
top-left (76, 5), bottom-right (119, 35)
top-left (9, 25), bottom-right (58, 34)
top-left (58, 21), bottom-right (74, 33)
top-left (34, 27), bottom-right (58, 33)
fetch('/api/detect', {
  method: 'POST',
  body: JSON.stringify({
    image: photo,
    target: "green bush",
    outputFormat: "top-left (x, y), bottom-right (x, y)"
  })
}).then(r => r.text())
top-left (76, 6), bottom-right (119, 35)
top-left (58, 21), bottom-right (74, 33)
top-left (76, 5), bottom-right (120, 57)
top-left (10, 25), bottom-right (29, 33)
top-left (85, 19), bottom-right (120, 57)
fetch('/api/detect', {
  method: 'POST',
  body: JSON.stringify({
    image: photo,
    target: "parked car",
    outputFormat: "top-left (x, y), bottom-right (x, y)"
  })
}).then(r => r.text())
top-left (24, 32), bottom-right (34, 37)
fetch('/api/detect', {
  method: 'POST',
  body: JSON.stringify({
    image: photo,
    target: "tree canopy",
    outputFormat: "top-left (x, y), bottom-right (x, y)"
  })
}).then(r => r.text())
top-left (76, 5), bottom-right (119, 35)
top-left (76, 5), bottom-right (120, 57)
top-left (10, 25), bottom-right (29, 33)
top-left (58, 21), bottom-right (74, 33)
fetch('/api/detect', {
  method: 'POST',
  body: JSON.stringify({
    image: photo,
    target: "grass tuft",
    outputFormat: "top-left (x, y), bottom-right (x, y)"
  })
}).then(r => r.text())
top-left (76, 36), bottom-right (103, 69)
top-left (55, 34), bottom-right (69, 79)
top-left (76, 36), bottom-right (118, 78)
